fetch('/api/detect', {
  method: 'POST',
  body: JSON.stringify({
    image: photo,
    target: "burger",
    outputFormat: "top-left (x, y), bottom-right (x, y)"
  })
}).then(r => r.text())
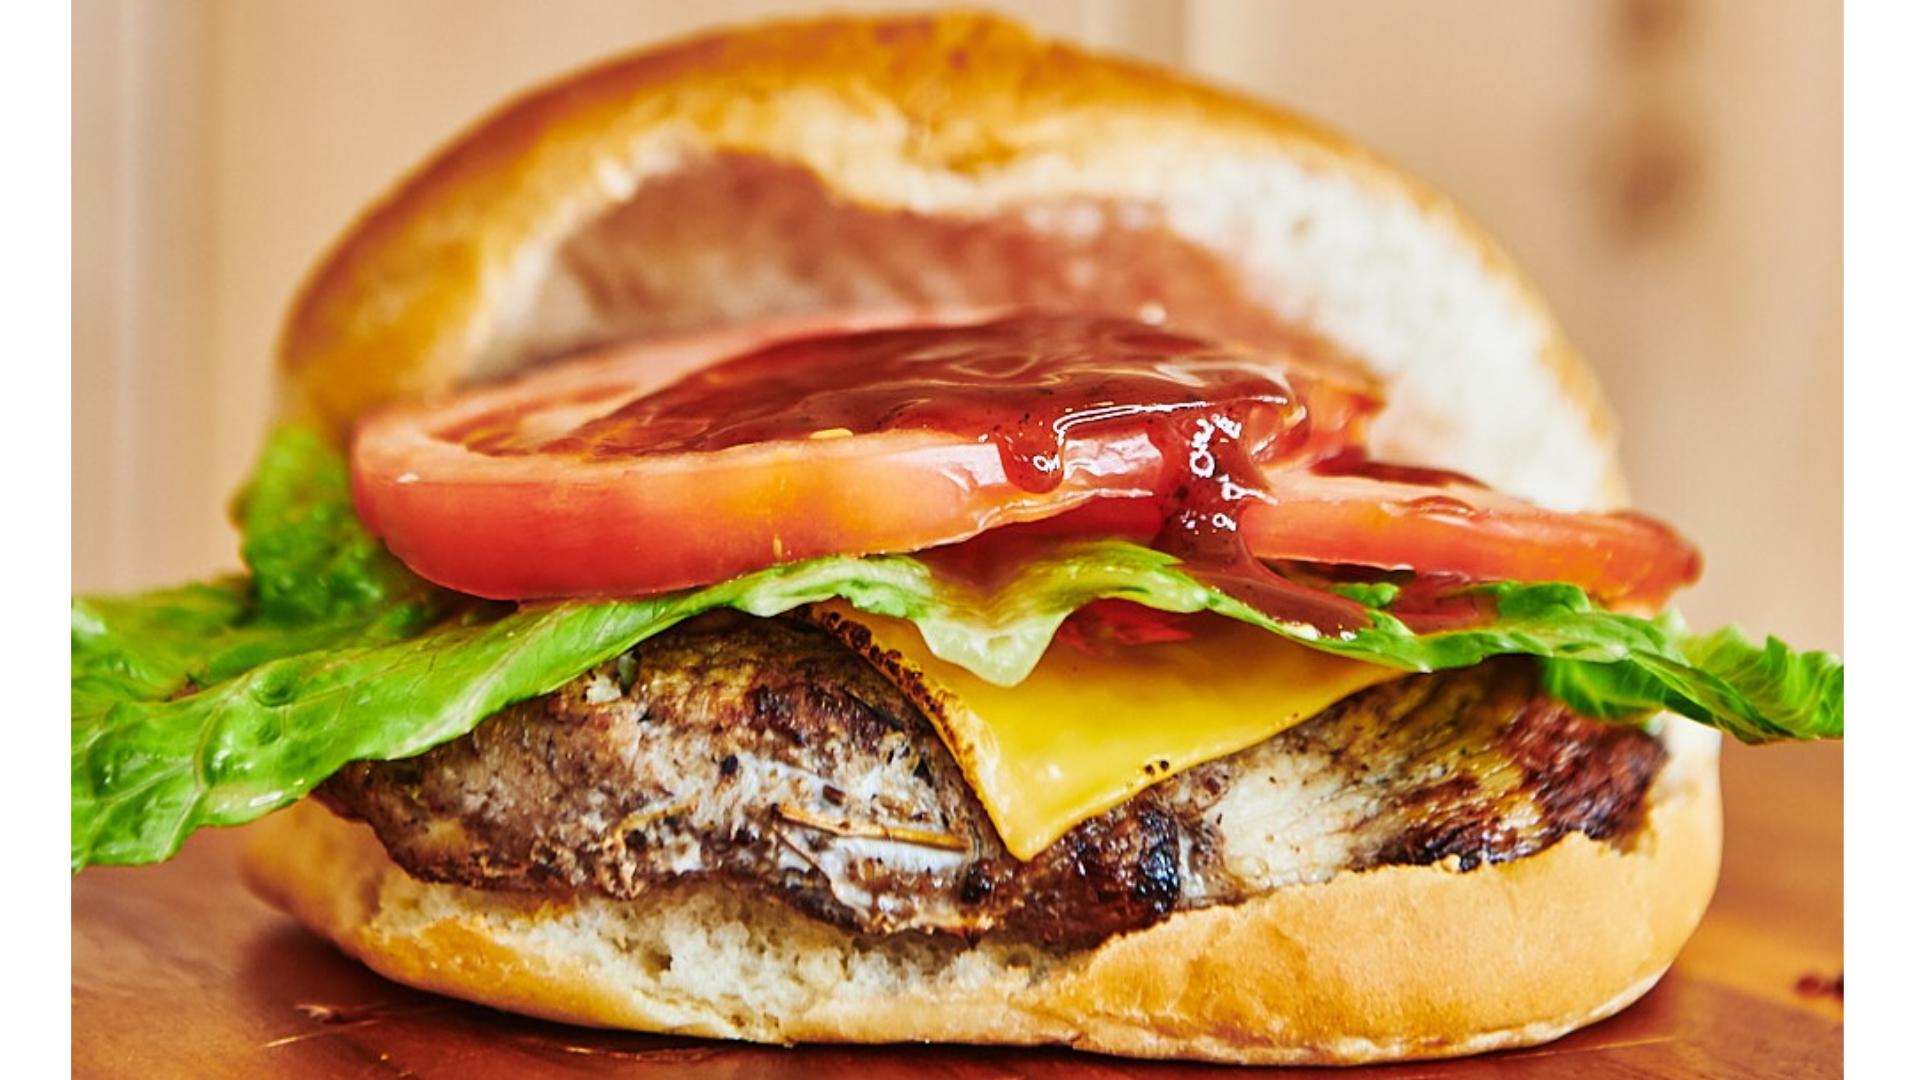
top-left (70, 12), bottom-right (1842, 1065)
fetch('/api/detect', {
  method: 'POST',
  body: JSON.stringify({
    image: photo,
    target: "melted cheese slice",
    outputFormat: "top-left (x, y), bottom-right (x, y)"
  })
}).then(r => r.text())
top-left (818, 603), bottom-right (1403, 860)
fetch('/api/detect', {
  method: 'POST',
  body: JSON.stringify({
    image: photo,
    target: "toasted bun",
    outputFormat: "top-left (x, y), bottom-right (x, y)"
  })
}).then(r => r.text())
top-left (255, 10), bottom-right (1718, 1063)
top-left (278, 11), bottom-right (1624, 511)
top-left (245, 722), bottom-right (1719, 1066)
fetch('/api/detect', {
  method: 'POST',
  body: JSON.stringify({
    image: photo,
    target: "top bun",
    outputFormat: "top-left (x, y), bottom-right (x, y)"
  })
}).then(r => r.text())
top-left (278, 11), bottom-right (1623, 511)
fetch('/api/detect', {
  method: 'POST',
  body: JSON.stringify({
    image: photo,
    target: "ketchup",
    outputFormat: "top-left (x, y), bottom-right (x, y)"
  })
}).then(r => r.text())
top-left (445, 314), bottom-right (1454, 634)
top-left (453, 315), bottom-right (1362, 633)
top-left (527, 316), bottom-right (1305, 487)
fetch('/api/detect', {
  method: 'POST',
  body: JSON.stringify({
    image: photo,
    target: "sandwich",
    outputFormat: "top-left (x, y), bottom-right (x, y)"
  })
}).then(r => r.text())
top-left (70, 12), bottom-right (1843, 1065)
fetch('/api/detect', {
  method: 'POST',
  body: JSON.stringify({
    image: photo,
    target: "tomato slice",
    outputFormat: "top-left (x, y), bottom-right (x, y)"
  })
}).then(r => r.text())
top-left (351, 315), bottom-right (1380, 601)
top-left (351, 313), bottom-right (1697, 609)
top-left (939, 465), bottom-right (1701, 611)
top-left (357, 343), bottom-right (1124, 600)
top-left (1240, 469), bottom-right (1701, 609)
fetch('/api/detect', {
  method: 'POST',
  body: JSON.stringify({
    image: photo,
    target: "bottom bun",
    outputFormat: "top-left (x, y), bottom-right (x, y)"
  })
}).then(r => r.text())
top-left (243, 720), bottom-right (1721, 1065)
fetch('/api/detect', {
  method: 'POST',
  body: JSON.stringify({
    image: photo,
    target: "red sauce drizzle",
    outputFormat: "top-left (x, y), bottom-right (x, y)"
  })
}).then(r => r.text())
top-left (1144, 404), bottom-right (1372, 635)
top-left (525, 317), bottom-right (1298, 489)
top-left (467, 314), bottom-right (1383, 634)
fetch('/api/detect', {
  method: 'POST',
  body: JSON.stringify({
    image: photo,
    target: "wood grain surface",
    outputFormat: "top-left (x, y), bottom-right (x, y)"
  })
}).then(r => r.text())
top-left (72, 739), bottom-right (1841, 1078)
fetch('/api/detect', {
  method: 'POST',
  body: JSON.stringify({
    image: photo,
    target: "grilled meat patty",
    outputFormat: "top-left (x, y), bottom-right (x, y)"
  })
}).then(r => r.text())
top-left (320, 611), bottom-right (1665, 947)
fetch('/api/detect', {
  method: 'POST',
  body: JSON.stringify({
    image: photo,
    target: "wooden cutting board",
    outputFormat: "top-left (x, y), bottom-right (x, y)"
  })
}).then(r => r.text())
top-left (72, 740), bottom-right (1841, 1078)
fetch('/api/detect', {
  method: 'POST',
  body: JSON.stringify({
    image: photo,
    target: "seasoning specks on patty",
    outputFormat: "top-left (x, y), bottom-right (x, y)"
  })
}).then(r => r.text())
top-left (318, 611), bottom-right (1665, 947)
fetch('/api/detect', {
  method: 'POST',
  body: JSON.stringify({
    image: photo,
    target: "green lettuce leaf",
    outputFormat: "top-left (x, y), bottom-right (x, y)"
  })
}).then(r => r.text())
top-left (235, 425), bottom-right (442, 624)
top-left (71, 427), bottom-right (1843, 870)
top-left (1540, 626), bottom-right (1844, 742)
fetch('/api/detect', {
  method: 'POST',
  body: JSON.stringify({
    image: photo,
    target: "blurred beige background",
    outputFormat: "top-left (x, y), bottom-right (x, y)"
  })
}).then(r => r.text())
top-left (72, 0), bottom-right (1840, 652)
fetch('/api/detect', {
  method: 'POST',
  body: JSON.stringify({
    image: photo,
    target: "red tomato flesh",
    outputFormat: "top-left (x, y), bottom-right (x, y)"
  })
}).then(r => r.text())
top-left (350, 313), bottom-right (1699, 609)
top-left (352, 314), bottom-right (1375, 600)
top-left (1241, 470), bottom-right (1701, 609)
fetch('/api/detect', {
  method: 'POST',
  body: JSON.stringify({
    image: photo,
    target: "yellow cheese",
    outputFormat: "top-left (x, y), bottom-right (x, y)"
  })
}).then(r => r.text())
top-left (817, 603), bottom-right (1403, 860)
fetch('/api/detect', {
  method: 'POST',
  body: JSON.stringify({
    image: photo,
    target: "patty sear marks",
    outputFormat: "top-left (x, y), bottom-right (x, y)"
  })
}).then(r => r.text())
top-left (320, 612), bottom-right (1666, 947)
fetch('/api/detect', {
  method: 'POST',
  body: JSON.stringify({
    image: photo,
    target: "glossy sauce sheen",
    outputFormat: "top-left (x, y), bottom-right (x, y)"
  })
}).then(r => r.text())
top-left (417, 314), bottom-right (1701, 620)
top-left (461, 317), bottom-right (1293, 485)
top-left (449, 315), bottom-right (1378, 634)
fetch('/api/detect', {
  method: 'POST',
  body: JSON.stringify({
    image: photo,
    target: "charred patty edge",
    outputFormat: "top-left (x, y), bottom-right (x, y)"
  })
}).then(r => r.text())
top-left (318, 615), bottom-right (1667, 949)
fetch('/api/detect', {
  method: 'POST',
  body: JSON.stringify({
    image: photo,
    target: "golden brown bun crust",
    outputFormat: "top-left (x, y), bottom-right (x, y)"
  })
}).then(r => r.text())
top-left (254, 11), bottom-right (1711, 1062)
top-left (278, 11), bottom-right (1625, 510)
top-left (245, 724), bottom-right (1719, 1065)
